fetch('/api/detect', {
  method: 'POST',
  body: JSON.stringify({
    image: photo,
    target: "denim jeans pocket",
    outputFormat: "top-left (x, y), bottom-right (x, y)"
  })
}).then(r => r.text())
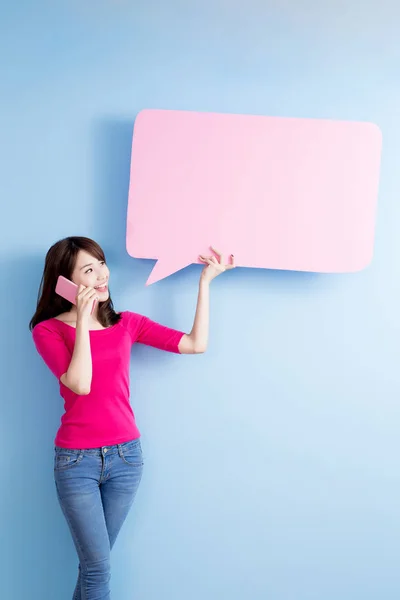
top-left (54, 449), bottom-right (84, 471)
top-left (119, 441), bottom-right (144, 467)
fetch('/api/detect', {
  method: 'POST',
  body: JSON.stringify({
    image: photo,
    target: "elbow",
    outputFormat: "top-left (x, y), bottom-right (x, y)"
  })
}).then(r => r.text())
top-left (61, 374), bottom-right (91, 395)
top-left (193, 344), bottom-right (207, 354)
top-left (75, 384), bottom-right (91, 395)
top-left (180, 334), bottom-right (208, 354)
top-left (68, 382), bottom-right (91, 395)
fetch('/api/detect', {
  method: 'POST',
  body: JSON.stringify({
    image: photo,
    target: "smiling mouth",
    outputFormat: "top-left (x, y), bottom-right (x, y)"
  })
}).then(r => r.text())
top-left (95, 283), bottom-right (108, 293)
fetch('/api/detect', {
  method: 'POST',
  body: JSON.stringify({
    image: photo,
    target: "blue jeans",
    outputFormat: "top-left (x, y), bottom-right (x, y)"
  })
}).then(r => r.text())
top-left (54, 438), bottom-right (144, 600)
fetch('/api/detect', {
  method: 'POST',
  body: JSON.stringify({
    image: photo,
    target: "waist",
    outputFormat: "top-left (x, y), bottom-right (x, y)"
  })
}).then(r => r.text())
top-left (55, 436), bottom-right (141, 455)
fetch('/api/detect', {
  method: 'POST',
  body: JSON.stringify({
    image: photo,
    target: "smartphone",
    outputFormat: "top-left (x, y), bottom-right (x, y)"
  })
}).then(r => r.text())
top-left (55, 276), bottom-right (97, 314)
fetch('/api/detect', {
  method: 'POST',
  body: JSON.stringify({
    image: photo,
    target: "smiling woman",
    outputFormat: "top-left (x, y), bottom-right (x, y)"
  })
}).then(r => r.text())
top-left (29, 235), bottom-right (234, 600)
top-left (30, 237), bottom-right (120, 330)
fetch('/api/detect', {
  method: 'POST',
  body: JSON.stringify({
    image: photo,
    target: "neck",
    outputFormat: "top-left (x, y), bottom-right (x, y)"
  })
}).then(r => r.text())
top-left (69, 306), bottom-right (100, 322)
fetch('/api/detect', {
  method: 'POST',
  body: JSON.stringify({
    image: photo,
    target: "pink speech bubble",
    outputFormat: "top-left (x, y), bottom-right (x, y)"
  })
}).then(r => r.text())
top-left (127, 109), bottom-right (382, 285)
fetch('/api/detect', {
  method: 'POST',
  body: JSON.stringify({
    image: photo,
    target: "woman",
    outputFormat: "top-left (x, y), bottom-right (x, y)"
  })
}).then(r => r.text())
top-left (30, 236), bottom-right (234, 600)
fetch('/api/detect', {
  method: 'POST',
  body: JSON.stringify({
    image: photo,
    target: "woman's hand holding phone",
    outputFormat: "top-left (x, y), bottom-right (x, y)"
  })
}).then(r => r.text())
top-left (76, 286), bottom-right (99, 323)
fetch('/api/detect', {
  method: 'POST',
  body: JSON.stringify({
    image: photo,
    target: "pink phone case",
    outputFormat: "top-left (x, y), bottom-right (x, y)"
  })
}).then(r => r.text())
top-left (55, 276), bottom-right (97, 314)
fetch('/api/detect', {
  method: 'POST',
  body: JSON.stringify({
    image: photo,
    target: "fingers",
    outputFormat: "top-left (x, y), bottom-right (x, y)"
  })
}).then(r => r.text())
top-left (199, 255), bottom-right (221, 267)
top-left (200, 250), bottom-right (235, 266)
top-left (225, 254), bottom-right (236, 270)
top-left (77, 286), bottom-right (99, 303)
top-left (199, 255), bottom-right (211, 264)
top-left (76, 285), bottom-right (86, 303)
top-left (199, 250), bottom-right (236, 271)
top-left (200, 257), bottom-right (214, 266)
top-left (211, 246), bottom-right (224, 265)
top-left (77, 286), bottom-right (94, 296)
top-left (85, 290), bottom-right (99, 303)
top-left (200, 253), bottom-right (222, 264)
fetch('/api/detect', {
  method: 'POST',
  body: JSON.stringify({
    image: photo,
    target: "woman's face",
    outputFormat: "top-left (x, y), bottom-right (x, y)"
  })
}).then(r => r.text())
top-left (70, 250), bottom-right (110, 302)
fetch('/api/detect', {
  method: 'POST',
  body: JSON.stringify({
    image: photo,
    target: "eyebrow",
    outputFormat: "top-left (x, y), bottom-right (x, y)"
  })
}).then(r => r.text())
top-left (80, 263), bottom-right (93, 270)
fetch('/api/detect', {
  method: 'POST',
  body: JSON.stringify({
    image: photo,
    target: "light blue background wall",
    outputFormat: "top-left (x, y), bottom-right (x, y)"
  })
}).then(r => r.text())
top-left (1, 1), bottom-right (400, 599)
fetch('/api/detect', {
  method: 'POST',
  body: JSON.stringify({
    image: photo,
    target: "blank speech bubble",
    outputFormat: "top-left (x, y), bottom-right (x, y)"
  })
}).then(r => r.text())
top-left (126, 109), bottom-right (382, 285)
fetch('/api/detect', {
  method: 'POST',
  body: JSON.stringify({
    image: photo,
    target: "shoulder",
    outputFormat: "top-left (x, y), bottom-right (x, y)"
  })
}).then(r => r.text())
top-left (32, 318), bottom-right (64, 340)
top-left (118, 311), bottom-right (145, 329)
top-left (31, 318), bottom-right (69, 359)
top-left (119, 311), bottom-right (144, 322)
top-left (118, 311), bottom-right (148, 340)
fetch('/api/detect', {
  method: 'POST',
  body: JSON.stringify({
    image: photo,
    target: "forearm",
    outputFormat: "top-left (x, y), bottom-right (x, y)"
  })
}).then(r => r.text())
top-left (180, 277), bottom-right (210, 354)
top-left (61, 320), bottom-right (93, 394)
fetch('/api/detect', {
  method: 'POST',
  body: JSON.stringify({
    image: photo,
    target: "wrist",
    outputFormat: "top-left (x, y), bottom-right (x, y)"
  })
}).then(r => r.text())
top-left (199, 274), bottom-right (211, 287)
top-left (76, 315), bottom-right (90, 329)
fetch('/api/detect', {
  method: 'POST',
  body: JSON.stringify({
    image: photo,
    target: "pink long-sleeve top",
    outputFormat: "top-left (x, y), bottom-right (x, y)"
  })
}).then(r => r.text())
top-left (32, 311), bottom-right (184, 449)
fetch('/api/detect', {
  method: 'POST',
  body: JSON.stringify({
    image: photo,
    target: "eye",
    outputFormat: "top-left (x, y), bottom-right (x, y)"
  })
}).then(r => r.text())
top-left (84, 261), bottom-right (105, 274)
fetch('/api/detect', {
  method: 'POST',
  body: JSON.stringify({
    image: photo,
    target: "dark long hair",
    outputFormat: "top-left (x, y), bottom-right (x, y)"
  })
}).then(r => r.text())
top-left (29, 236), bottom-right (121, 331)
